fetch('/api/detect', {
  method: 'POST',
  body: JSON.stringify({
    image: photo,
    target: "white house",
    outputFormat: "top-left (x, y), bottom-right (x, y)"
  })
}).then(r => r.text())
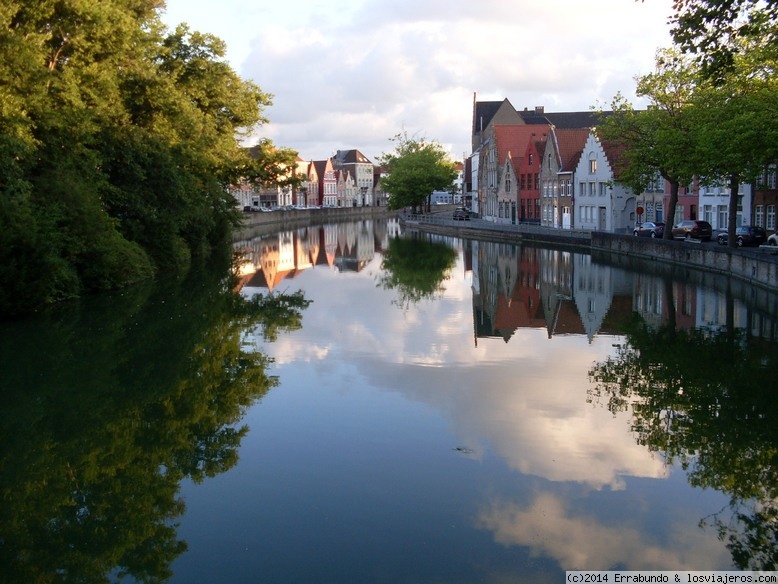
top-left (573, 131), bottom-right (635, 234)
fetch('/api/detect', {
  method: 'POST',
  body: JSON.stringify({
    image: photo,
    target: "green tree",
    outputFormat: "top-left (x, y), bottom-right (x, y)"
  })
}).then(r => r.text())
top-left (687, 37), bottom-right (778, 247)
top-left (664, 0), bottom-right (778, 81)
top-left (378, 234), bottom-right (457, 310)
top-left (378, 132), bottom-right (458, 212)
top-left (0, 2), bottom-right (286, 318)
top-left (598, 49), bottom-right (700, 238)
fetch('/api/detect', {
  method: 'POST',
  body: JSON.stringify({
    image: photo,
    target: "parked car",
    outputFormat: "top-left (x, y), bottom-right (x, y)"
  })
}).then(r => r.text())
top-left (717, 225), bottom-right (767, 247)
top-left (633, 221), bottom-right (665, 238)
top-left (767, 232), bottom-right (778, 246)
top-left (671, 220), bottom-right (713, 241)
top-left (453, 207), bottom-right (470, 221)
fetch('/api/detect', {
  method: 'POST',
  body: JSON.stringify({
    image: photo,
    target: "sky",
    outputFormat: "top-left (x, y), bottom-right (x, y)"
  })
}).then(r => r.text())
top-left (160, 0), bottom-right (676, 164)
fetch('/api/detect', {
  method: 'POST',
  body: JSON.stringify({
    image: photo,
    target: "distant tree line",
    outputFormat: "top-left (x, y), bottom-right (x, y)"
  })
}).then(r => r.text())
top-left (0, 0), bottom-right (296, 318)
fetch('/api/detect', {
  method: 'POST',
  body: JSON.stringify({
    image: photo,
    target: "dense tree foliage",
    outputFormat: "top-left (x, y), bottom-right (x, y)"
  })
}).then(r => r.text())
top-left (378, 133), bottom-right (458, 212)
top-left (0, 1), bottom-right (288, 318)
top-left (686, 36), bottom-right (778, 245)
top-left (599, 49), bottom-right (699, 239)
top-left (665, 0), bottom-right (778, 80)
top-left (601, 37), bottom-right (778, 246)
top-left (0, 256), bottom-right (311, 582)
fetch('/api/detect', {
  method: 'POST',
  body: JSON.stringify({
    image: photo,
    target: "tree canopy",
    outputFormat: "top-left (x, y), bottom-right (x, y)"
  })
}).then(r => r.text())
top-left (0, 1), bottom-right (286, 318)
top-left (378, 133), bottom-right (458, 212)
top-left (598, 48), bottom-right (700, 238)
top-left (600, 36), bottom-right (778, 245)
top-left (666, 0), bottom-right (778, 80)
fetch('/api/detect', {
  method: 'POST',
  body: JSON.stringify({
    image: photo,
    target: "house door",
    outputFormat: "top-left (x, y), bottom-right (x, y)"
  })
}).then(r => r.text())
top-left (598, 207), bottom-right (607, 231)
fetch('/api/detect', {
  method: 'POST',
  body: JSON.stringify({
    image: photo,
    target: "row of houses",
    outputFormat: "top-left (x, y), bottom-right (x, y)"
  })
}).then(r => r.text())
top-left (232, 147), bottom-right (467, 211)
top-left (466, 94), bottom-right (778, 235)
top-left (231, 148), bottom-right (386, 210)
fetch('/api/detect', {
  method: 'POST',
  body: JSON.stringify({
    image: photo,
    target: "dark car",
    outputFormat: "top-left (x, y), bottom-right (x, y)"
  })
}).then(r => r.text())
top-left (717, 225), bottom-right (767, 247)
top-left (768, 232), bottom-right (778, 246)
top-left (633, 221), bottom-right (665, 238)
top-left (671, 219), bottom-right (713, 241)
top-left (453, 207), bottom-right (470, 221)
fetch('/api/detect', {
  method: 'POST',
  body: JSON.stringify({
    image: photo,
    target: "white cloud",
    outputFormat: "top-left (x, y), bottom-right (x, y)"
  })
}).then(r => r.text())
top-left (476, 492), bottom-right (729, 571)
top-left (162, 0), bottom-right (674, 166)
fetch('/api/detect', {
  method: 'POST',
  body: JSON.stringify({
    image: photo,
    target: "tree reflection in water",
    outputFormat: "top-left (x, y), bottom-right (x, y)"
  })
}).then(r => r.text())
top-left (377, 234), bottom-right (458, 310)
top-left (0, 259), bottom-right (310, 582)
top-left (588, 285), bottom-right (778, 571)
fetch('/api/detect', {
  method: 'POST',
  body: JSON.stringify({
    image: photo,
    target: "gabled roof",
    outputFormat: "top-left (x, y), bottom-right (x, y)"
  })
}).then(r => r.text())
top-left (473, 100), bottom-right (504, 134)
top-left (312, 159), bottom-right (335, 180)
top-left (494, 125), bottom-right (549, 166)
top-left (552, 127), bottom-right (591, 171)
top-left (598, 135), bottom-right (630, 180)
top-left (334, 149), bottom-right (373, 165)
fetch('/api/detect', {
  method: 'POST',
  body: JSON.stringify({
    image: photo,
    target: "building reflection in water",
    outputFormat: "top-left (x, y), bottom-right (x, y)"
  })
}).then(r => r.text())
top-left (234, 218), bottom-right (778, 343)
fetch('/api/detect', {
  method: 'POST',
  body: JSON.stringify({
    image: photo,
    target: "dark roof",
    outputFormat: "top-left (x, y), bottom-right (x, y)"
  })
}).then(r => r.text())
top-left (518, 109), bottom-right (610, 129)
top-left (334, 149), bottom-right (373, 165)
top-left (473, 101), bottom-right (503, 134)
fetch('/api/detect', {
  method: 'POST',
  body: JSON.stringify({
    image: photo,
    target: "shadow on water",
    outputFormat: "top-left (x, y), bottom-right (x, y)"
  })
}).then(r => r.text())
top-left (0, 256), bottom-right (310, 582)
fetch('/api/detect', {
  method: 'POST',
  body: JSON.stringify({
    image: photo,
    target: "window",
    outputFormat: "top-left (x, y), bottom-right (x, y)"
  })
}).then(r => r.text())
top-left (704, 205), bottom-right (713, 223)
top-left (717, 205), bottom-right (727, 229)
top-left (520, 174), bottom-right (526, 190)
top-left (505, 177), bottom-right (511, 192)
top-left (580, 182), bottom-right (585, 197)
top-left (589, 182), bottom-right (595, 196)
top-left (767, 166), bottom-right (777, 190)
top-left (589, 155), bottom-right (597, 174)
top-left (529, 153), bottom-right (534, 166)
top-left (755, 204), bottom-right (764, 227)
top-left (767, 205), bottom-right (775, 230)
top-left (599, 183), bottom-right (607, 197)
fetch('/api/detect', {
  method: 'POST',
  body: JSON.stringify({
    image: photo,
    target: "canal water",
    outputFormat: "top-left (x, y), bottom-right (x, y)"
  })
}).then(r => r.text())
top-left (2, 217), bottom-right (777, 583)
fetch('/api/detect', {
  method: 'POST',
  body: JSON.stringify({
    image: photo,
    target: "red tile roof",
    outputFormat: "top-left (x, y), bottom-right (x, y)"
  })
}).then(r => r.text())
top-left (494, 125), bottom-right (549, 166)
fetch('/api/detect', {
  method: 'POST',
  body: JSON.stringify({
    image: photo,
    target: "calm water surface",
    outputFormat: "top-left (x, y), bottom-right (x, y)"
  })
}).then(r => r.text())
top-left (2, 218), bottom-right (777, 583)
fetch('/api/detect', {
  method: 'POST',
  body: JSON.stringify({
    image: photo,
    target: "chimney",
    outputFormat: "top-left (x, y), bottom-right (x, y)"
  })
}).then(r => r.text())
top-left (535, 105), bottom-right (544, 113)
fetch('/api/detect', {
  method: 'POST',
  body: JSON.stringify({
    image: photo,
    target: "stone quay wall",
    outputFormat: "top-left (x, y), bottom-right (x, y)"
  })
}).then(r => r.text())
top-left (590, 232), bottom-right (778, 291)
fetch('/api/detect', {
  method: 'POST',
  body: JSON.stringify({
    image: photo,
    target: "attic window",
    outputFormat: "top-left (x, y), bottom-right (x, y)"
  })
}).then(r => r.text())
top-left (588, 153), bottom-right (597, 174)
top-left (529, 153), bottom-right (534, 166)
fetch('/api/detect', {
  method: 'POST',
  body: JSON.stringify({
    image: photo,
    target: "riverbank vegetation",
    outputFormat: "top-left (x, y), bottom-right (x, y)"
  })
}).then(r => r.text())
top-left (0, 1), bottom-right (295, 318)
